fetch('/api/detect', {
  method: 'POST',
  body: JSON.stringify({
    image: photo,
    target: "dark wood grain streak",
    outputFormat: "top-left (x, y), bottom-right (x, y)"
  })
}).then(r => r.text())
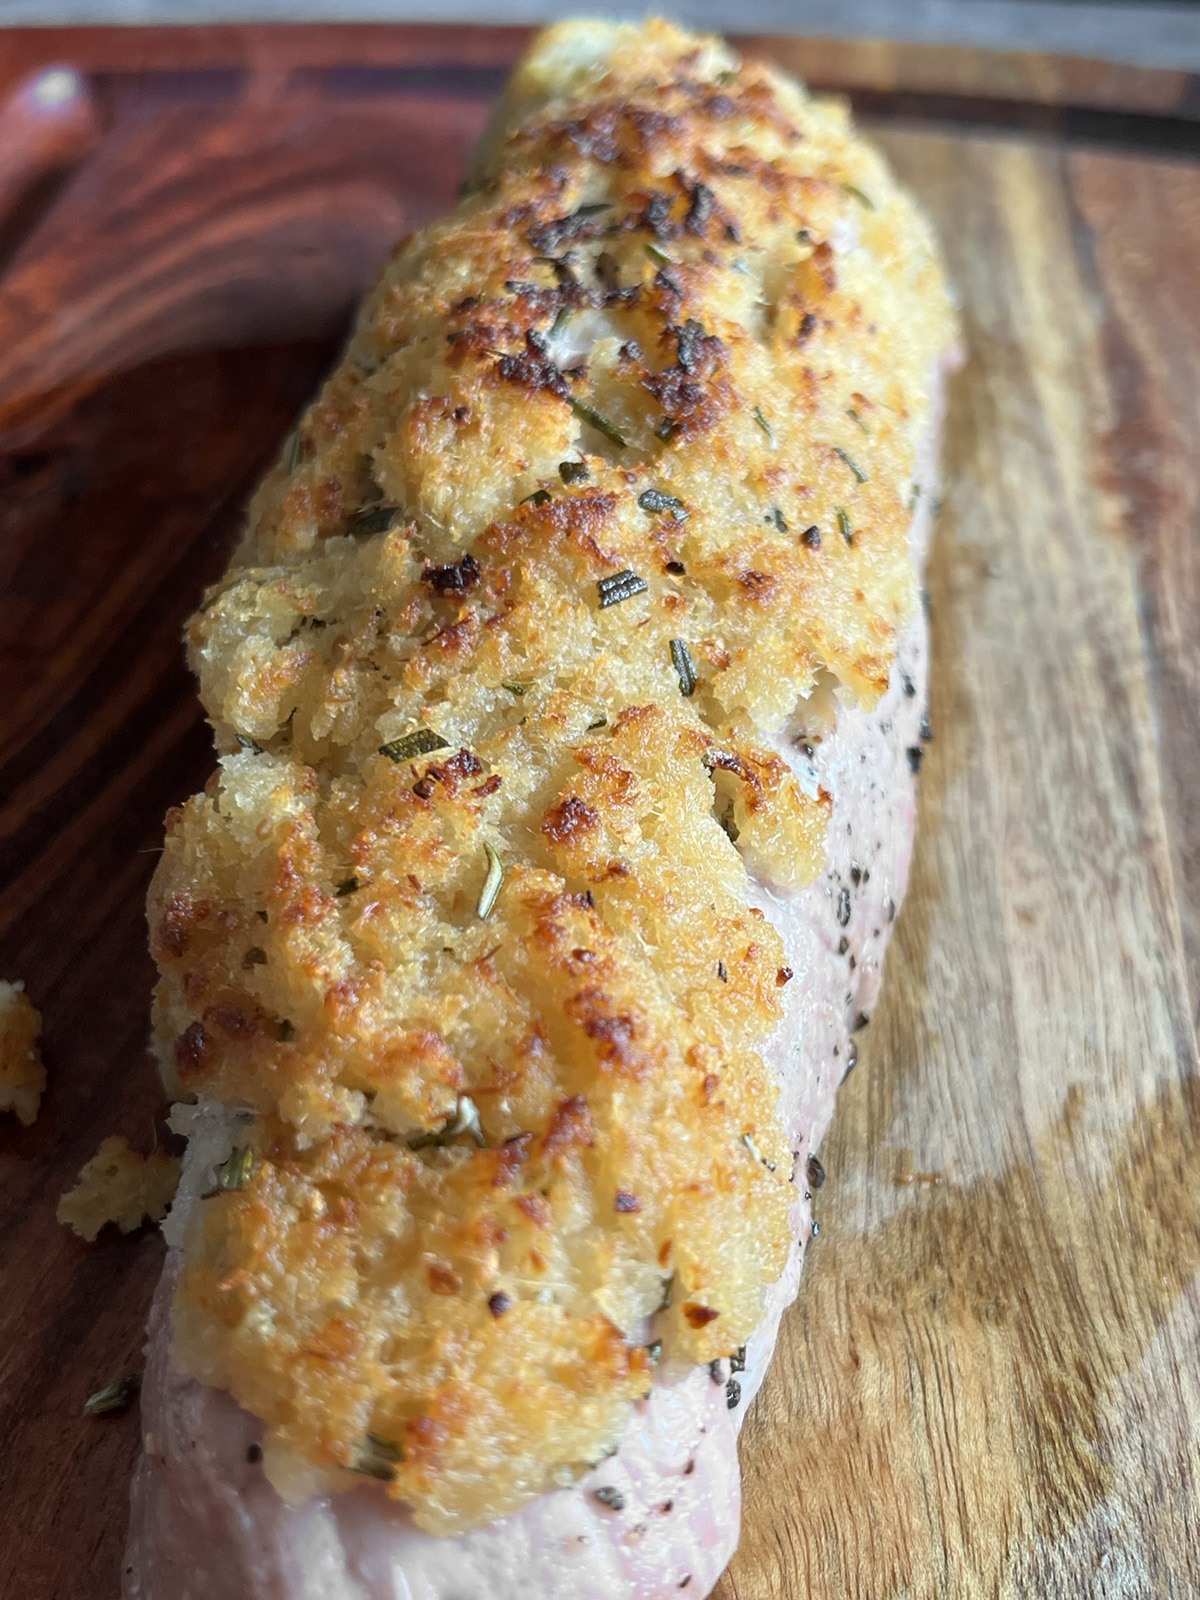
top-left (0, 28), bottom-right (1196, 1600)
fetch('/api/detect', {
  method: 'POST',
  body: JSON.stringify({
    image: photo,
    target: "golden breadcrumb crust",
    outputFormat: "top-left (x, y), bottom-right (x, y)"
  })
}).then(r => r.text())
top-left (57, 1136), bottom-right (181, 1243)
top-left (149, 19), bottom-right (956, 1534)
top-left (0, 980), bottom-right (45, 1126)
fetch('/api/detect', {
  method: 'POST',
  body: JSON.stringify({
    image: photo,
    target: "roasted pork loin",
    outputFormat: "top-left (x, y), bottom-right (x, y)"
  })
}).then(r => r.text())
top-left (126, 20), bottom-right (957, 1597)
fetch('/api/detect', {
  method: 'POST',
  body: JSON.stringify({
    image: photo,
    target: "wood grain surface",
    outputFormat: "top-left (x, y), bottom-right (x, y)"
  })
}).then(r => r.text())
top-left (0, 27), bottom-right (1196, 1600)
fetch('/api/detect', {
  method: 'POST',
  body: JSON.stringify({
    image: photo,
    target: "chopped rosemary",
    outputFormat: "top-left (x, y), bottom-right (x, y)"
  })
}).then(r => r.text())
top-left (284, 431), bottom-right (304, 472)
top-left (841, 182), bottom-right (875, 210)
top-left (84, 1372), bottom-right (142, 1417)
top-left (336, 876), bottom-right (359, 896)
top-left (645, 242), bottom-right (676, 268)
top-left (352, 1434), bottom-right (402, 1481)
top-left (655, 417), bottom-right (681, 443)
top-left (597, 569), bottom-right (648, 609)
top-left (742, 1132), bottom-right (776, 1172)
top-left (276, 1018), bottom-right (295, 1042)
top-left (837, 508), bottom-right (854, 546)
top-left (477, 841), bottom-right (504, 920)
top-left (379, 729), bottom-right (450, 764)
top-left (834, 446), bottom-right (868, 483)
top-left (559, 459), bottom-right (590, 485)
top-left (847, 407), bottom-right (869, 434)
top-left (352, 504), bottom-right (399, 535)
top-left (236, 734), bottom-right (264, 754)
top-left (217, 1146), bottom-right (256, 1192)
top-left (647, 1338), bottom-right (663, 1363)
top-left (501, 680), bottom-right (526, 696)
top-left (908, 482), bottom-right (922, 511)
top-left (752, 406), bottom-right (775, 446)
top-left (657, 1274), bottom-right (675, 1312)
top-left (408, 1094), bottom-right (486, 1151)
top-left (242, 946), bottom-right (267, 968)
top-left (638, 488), bottom-right (688, 518)
top-left (766, 506), bottom-right (788, 533)
top-left (570, 398), bottom-right (627, 449)
top-left (550, 305), bottom-right (573, 338)
top-left (802, 524), bottom-right (822, 549)
top-left (670, 638), bottom-right (697, 698)
top-left (730, 1344), bottom-right (747, 1373)
top-left (520, 488), bottom-right (552, 507)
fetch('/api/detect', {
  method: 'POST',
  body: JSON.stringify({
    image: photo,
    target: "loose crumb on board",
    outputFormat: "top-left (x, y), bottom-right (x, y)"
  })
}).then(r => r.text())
top-left (57, 1136), bottom-right (180, 1242)
top-left (0, 980), bottom-right (46, 1126)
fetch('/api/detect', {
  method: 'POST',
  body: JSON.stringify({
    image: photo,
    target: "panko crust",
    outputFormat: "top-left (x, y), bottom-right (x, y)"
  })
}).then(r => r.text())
top-left (57, 1136), bottom-right (181, 1242)
top-left (149, 19), bottom-right (956, 1535)
top-left (0, 979), bottom-right (44, 1126)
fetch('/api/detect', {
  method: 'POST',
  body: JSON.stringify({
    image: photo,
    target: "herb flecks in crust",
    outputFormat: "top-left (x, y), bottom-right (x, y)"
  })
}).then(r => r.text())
top-left (151, 18), bottom-right (955, 1539)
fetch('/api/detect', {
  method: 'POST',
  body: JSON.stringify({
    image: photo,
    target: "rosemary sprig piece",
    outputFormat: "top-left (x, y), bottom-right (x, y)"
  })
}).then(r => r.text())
top-left (352, 504), bottom-right (399, 535)
top-left (379, 729), bottom-right (450, 764)
top-left (284, 431), bottom-right (304, 472)
top-left (84, 1372), bottom-right (142, 1417)
top-left (670, 638), bottom-right (698, 697)
top-left (559, 460), bottom-right (589, 484)
top-left (752, 406), bottom-right (775, 446)
top-left (477, 842), bottom-right (504, 920)
top-left (597, 569), bottom-right (648, 609)
top-left (840, 182), bottom-right (875, 210)
top-left (645, 242), bottom-right (676, 268)
top-left (570, 398), bottom-right (627, 448)
top-left (217, 1146), bottom-right (256, 1192)
top-left (638, 488), bottom-right (688, 519)
top-left (837, 508), bottom-right (854, 546)
top-left (834, 446), bottom-right (868, 483)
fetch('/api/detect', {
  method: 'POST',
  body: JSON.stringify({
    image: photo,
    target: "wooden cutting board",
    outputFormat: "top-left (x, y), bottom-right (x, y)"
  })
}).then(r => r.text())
top-left (0, 26), bottom-right (1197, 1599)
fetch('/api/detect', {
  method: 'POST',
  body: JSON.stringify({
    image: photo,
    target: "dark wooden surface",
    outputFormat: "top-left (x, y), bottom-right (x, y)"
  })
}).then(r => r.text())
top-left (0, 26), bottom-right (1196, 1600)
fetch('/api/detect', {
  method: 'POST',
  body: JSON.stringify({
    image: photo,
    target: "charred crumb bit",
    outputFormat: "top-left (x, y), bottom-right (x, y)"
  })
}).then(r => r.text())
top-left (798, 310), bottom-right (817, 343)
top-left (807, 1155), bottom-right (826, 1190)
top-left (520, 488), bottom-right (552, 508)
top-left (685, 1303), bottom-right (720, 1329)
top-left (412, 776), bottom-right (437, 800)
top-left (853, 1012), bottom-right (870, 1032)
top-left (709, 1359), bottom-right (724, 1385)
top-left (920, 711), bottom-right (934, 742)
top-left (246, 1443), bottom-right (263, 1464)
top-left (660, 1499), bottom-right (675, 1515)
top-left (777, 966), bottom-right (793, 986)
top-left (488, 1291), bottom-right (513, 1317)
top-left (675, 318), bottom-right (708, 373)
top-left (597, 569), bottom-right (648, 608)
top-left (559, 459), bottom-right (589, 484)
top-left (593, 1486), bottom-right (625, 1512)
top-left (654, 266), bottom-right (683, 297)
top-left (802, 524), bottom-right (821, 548)
top-left (424, 551), bottom-right (481, 594)
top-left (685, 182), bottom-right (714, 233)
top-left (907, 746), bottom-right (924, 774)
top-left (837, 934), bottom-right (849, 953)
top-left (614, 1190), bottom-right (641, 1213)
top-left (275, 1019), bottom-right (295, 1043)
top-left (242, 946), bottom-right (267, 968)
top-left (717, 960), bottom-right (728, 982)
top-left (837, 887), bottom-right (851, 927)
top-left (665, 558), bottom-right (686, 576)
top-left (335, 877), bottom-right (359, 896)
top-left (725, 1378), bottom-right (741, 1409)
top-left (850, 864), bottom-right (863, 886)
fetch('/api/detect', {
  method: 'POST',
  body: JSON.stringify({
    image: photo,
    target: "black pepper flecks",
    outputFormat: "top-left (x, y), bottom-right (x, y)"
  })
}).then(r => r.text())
top-left (807, 1154), bottom-right (825, 1190)
top-left (725, 1378), bottom-right (741, 1410)
top-left (840, 1040), bottom-right (859, 1085)
top-left (907, 746), bottom-right (924, 774)
top-left (837, 887), bottom-right (851, 927)
top-left (593, 1486), bottom-right (625, 1512)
